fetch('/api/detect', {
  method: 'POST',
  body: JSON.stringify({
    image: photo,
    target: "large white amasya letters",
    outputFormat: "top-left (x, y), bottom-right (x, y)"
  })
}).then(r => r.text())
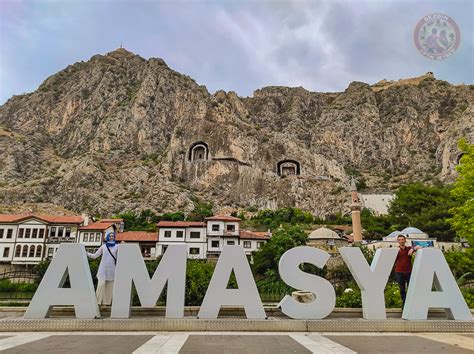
top-left (111, 244), bottom-right (186, 318)
top-left (339, 247), bottom-right (398, 319)
top-left (402, 248), bottom-right (472, 320)
top-left (278, 246), bottom-right (335, 319)
top-left (24, 244), bottom-right (99, 319)
top-left (198, 246), bottom-right (266, 319)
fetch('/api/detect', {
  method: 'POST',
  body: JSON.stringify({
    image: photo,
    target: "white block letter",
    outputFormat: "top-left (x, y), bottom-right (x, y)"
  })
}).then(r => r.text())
top-left (111, 244), bottom-right (186, 318)
top-left (339, 247), bottom-right (398, 319)
top-left (402, 248), bottom-right (472, 320)
top-left (198, 246), bottom-right (265, 319)
top-left (278, 246), bottom-right (335, 319)
top-left (24, 244), bottom-right (99, 319)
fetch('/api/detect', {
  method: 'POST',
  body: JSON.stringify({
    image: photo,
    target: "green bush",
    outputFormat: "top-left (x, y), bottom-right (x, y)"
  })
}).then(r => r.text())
top-left (336, 287), bottom-right (362, 307)
top-left (336, 283), bottom-right (403, 308)
top-left (444, 249), bottom-right (474, 279)
top-left (0, 279), bottom-right (38, 293)
top-left (461, 288), bottom-right (474, 308)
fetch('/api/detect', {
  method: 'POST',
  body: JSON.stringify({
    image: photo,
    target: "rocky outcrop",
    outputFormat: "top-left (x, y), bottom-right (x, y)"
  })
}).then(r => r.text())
top-left (0, 49), bottom-right (472, 216)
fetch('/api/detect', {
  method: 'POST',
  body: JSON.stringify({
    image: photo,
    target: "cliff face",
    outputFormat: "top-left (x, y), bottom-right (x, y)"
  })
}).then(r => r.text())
top-left (0, 49), bottom-right (472, 216)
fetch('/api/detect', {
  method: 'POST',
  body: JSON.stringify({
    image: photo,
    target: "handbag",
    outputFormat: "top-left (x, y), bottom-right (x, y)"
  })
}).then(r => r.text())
top-left (106, 244), bottom-right (117, 265)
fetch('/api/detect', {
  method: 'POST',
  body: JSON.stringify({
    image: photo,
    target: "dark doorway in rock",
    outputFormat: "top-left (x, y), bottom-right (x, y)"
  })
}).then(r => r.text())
top-left (188, 141), bottom-right (209, 162)
top-left (277, 159), bottom-right (301, 176)
top-left (456, 153), bottom-right (465, 166)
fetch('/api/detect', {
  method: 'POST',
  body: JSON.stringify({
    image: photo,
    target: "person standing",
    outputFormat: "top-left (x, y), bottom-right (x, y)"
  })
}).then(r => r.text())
top-left (394, 234), bottom-right (418, 307)
top-left (87, 232), bottom-right (118, 306)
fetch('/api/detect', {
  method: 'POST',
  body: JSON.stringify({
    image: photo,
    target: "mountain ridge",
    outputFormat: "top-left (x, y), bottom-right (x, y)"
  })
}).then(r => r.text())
top-left (0, 48), bottom-right (472, 217)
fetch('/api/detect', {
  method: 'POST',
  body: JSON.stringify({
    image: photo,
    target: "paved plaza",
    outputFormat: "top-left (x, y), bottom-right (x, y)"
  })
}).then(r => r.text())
top-left (0, 332), bottom-right (472, 353)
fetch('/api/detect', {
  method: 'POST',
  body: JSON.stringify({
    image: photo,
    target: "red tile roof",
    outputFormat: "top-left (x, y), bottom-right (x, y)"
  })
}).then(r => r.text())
top-left (205, 215), bottom-right (241, 222)
top-left (0, 213), bottom-right (83, 224)
top-left (79, 222), bottom-right (115, 231)
top-left (99, 218), bottom-right (124, 223)
top-left (239, 230), bottom-right (270, 240)
top-left (157, 221), bottom-right (206, 228)
top-left (0, 214), bottom-right (28, 222)
top-left (116, 231), bottom-right (157, 242)
top-left (39, 215), bottom-right (84, 224)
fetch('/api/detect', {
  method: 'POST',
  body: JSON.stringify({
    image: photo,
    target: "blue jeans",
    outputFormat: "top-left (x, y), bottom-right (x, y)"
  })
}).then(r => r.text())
top-left (395, 272), bottom-right (411, 306)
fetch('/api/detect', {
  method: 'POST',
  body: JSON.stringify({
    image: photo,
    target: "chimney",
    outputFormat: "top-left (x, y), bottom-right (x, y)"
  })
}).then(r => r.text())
top-left (81, 213), bottom-right (90, 226)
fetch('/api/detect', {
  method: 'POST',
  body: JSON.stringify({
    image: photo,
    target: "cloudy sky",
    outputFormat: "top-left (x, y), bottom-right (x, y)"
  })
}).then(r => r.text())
top-left (1, 0), bottom-right (473, 104)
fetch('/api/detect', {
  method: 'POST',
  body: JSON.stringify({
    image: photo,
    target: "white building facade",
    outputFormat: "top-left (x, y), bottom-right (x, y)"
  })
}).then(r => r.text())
top-left (156, 215), bottom-right (270, 260)
top-left (156, 221), bottom-right (207, 259)
top-left (0, 214), bottom-right (84, 265)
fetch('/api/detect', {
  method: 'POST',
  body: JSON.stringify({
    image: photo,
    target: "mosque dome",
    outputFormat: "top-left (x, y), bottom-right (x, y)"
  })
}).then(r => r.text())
top-left (308, 227), bottom-right (340, 239)
top-left (400, 227), bottom-right (425, 234)
top-left (385, 230), bottom-right (403, 238)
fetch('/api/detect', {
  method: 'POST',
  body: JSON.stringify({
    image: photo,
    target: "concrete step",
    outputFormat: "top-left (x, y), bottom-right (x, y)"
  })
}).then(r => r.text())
top-left (1, 306), bottom-right (471, 319)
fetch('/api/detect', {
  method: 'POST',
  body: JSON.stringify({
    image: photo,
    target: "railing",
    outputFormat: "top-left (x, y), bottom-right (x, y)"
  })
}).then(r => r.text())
top-left (460, 280), bottom-right (474, 289)
top-left (0, 270), bottom-right (40, 300)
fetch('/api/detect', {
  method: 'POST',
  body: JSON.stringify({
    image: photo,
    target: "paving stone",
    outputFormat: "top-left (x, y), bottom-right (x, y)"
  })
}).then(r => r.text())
top-left (2, 335), bottom-right (153, 354)
top-left (180, 335), bottom-right (311, 354)
top-left (325, 335), bottom-right (474, 354)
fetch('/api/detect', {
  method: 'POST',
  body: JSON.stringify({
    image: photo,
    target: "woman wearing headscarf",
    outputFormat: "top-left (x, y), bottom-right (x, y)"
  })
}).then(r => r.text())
top-left (87, 231), bottom-right (119, 306)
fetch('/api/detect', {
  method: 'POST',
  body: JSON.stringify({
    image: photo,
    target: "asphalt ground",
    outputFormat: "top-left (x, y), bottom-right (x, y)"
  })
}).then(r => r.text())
top-left (0, 332), bottom-right (472, 353)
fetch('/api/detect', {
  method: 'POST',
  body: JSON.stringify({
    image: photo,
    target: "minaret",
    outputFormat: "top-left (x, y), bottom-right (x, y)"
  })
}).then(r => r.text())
top-left (350, 177), bottom-right (363, 243)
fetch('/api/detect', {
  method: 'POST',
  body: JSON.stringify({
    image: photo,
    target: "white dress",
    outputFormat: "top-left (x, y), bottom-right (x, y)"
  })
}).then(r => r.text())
top-left (87, 244), bottom-right (119, 305)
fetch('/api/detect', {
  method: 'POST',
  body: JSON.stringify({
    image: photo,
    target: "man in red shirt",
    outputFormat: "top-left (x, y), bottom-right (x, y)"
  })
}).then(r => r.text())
top-left (394, 235), bottom-right (419, 306)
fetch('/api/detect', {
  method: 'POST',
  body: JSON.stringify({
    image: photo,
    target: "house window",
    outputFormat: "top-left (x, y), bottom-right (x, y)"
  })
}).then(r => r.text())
top-left (50, 227), bottom-right (56, 237)
top-left (0, 229), bottom-right (3, 238)
top-left (176, 231), bottom-right (184, 238)
top-left (48, 248), bottom-right (54, 258)
top-left (7, 229), bottom-right (12, 238)
top-left (212, 224), bottom-right (219, 232)
top-left (227, 225), bottom-right (235, 231)
top-left (58, 227), bottom-right (64, 237)
top-left (257, 242), bottom-right (264, 249)
top-left (22, 245), bottom-right (28, 257)
top-left (65, 227), bottom-right (71, 237)
top-left (25, 229), bottom-right (31, 238)
top-left (211, 240), bottom-right (219, 248)
top-left (243, 241), bottom-right (251, 248)
top-left (227, 240), bottom-right (235, 245)
top-left (36, 245), bottom-right (42, 258)
top-left (84, 233), bottom-right (88, 242)
top-left (190, 232), bottom-right (200, 239)
top-left (39, 229), bottom-right (45, 238)
top-left (96, 233), bottom-right (101, 242)
top-left (15, 245), bottom-right (21, 257)
top-left (3, 247), bottom-right (10, 258)
top-left (18, 229), bottom-right (23, 238)
top-left (164, 231), bottom-right (172, 238)
top-left (189, 248), bottom-right (200, 255)
top-left (32, 229), bottom-right (38, 238)
top-left (29, 245), bottom-right (35, 257)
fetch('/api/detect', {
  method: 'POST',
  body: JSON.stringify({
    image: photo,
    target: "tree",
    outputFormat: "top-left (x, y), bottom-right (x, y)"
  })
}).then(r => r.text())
top-left (387, 182), bottom-right (460, 241)
top-left (186, 197), bottom-right (214, 221)
top-left (252, 225), bottom-right (308, 276)
top-left (117, 209), bottom-right (159, 231)
top-left (448, 139), bottom-right (474, 245)
top-left (159, 211), bottom-right (186, 221)
top-left (248, 207), bottom-right (314, 230)
top-left (360, 208), bottom-right (391, 240)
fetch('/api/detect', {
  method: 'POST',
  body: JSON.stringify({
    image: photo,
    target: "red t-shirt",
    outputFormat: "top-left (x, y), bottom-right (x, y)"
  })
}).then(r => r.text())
top-left (395, 246), bottom-right (413, 273)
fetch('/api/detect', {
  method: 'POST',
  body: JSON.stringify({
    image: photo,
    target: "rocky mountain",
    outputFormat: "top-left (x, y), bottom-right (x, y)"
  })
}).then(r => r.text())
top-left (0, 48), bottom-right (472, 217)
